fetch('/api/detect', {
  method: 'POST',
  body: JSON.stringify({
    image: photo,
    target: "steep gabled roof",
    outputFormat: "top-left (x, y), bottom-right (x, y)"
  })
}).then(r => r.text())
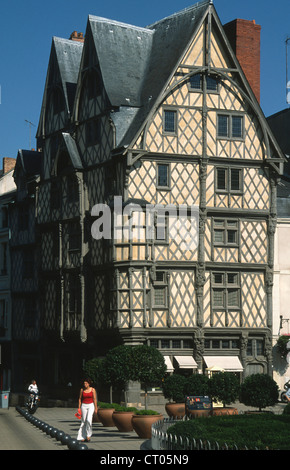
top-left (87, 1), bottom-right (211, 147)
top-left (36, 37), bottom-right (83, 138)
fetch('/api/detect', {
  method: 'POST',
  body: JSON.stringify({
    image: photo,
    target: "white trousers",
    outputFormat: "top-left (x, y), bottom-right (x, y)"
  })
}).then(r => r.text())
top-left (77, 403), bottom-right (95, 441)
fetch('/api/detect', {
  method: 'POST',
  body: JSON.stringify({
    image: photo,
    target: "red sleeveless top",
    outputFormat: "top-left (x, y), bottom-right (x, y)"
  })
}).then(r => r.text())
top-left (82, 389), bottom-right (94, 404)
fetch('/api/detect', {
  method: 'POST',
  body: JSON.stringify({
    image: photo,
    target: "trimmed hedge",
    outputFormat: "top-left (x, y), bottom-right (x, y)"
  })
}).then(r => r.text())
top-left (167, 414), bottom-right (290, 450)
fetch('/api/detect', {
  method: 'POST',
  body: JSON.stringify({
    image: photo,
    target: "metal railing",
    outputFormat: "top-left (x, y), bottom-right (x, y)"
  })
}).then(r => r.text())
top-left (151, 416), bottom-right (259, 451)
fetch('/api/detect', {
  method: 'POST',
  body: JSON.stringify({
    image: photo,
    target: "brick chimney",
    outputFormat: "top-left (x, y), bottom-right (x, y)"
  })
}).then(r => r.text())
top-left (69, 31), bottom-right (84, 43)
top-left (223, 19), bottom-right (261, 103)
top-left (2, 157), bottom-right (16, 174)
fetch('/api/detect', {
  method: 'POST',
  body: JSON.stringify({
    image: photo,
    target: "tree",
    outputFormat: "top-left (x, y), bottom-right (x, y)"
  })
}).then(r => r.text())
top-left (162, 375), bottom-right (187, 403)
top-left (102, 345), bottom-right (135, 405)
top-left (130, 345), bottom-right (167, 409)
top-left (186, 374), bottom-right (209, 397)
top-left (83, 357), bottom-right (105, 387)
top-left (240, 373), bottom-right (279, 412)
top-left (208, 372), bottom-right (240, 407)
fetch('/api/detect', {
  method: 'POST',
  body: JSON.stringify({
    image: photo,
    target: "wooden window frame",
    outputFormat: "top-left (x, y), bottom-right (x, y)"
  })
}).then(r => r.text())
top-left (217, 113), bottom-right (244, 140)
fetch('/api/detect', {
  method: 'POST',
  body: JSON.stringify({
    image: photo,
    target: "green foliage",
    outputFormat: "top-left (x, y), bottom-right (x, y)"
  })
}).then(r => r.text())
top-left (83, 357), bottom-right (106, 386)
top-left (167, 414), bottom-right (290, 450)
top-left (130, 345), bottom-right (167, 391)
top-left (102, 345), bottom-right (135, 388)
top-left (116, 406), bottom-right (138, 412)
top-left (186, 374), bottom-right (209, 397)
top-left (240, 374), bottom-right (279, 411)
top-left (162, 375), bottom-right (187, 403)
top-left (277, 335), bottom-right (290, 359)
top-left (98, 401), bottom-right (123, 410)
top-left (135, 409), bottom-right (160, 415)
top-left (208, 372), bottom-right (240, 407)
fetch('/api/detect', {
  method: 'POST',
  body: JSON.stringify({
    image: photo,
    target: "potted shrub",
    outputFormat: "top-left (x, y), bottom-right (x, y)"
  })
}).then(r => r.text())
top-left (131, 410), bottom-right (163, 438)
top-left (186, 373), bottom-right (209, 396)
top-left (208, 372), bottom-right (239, 415)
top-left (240, 373), bottom-right (279, 413)
top-left (112, 406), bottom-right (138, 432)
top-left (162, 374), bottom-right (187, 418)
top-left (97, 402), bottom-right (121, 426)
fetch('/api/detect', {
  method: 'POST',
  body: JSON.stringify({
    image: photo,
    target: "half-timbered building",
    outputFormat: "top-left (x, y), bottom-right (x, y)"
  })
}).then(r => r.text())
top-left (34, 0), bottom-right (284, 395)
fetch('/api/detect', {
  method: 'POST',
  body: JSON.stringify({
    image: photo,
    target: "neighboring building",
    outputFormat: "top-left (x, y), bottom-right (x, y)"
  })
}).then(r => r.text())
top-left (30, 0), bottom-right (285, 400)
top-left (267, 108), bottom-right (290, 390)
top-left (9, 150), bottom-right (41, 391)
top-left (0, 157), bottom-right (16, 391)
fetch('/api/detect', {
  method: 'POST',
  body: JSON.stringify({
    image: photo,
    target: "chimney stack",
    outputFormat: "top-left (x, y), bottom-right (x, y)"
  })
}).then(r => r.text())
top-left (223, 19), bottom-right (261, 103)
top-left (2, 157), bottom-right (16, 174)
top-left (69, 31), bottom-right (84, 43)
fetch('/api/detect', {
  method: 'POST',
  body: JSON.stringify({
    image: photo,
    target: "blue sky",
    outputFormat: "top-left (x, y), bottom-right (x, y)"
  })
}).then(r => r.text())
top-left (0, 0), bottom-right (289, 165)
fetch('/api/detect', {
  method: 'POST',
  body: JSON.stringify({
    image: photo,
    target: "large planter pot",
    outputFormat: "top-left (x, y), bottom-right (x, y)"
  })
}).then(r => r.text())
top-left (92, 410), bottom-right (100, 423)
top-left (211, 407), bottom-right (238, 417)
top-left (186, 409), bottom-right (211, 419)
top-left (165, 402), bottom-right (185, 419)
top-left (112, 411), bottom-right (135, 432)
top-left (97, 408), bottom-right (115, 427)
top-left (132, 414), bottom-right (163, 439)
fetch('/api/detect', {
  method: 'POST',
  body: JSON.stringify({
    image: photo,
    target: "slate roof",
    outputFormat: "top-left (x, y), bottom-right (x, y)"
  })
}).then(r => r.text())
top-left (15, 150), bottom-right (41, 179)
top-left (88, 1), bottom-right (210, 148)
top-left (37, 37), bottom-right (83, 138)
top-left (53, 37), bottom-right (83, 112)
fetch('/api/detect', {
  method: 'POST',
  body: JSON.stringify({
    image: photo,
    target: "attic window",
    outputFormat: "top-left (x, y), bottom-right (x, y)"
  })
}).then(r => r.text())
top-left (189, 74), bottom-right (219, 92)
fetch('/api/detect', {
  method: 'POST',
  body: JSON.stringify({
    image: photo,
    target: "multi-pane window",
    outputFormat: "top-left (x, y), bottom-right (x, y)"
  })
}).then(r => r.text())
top-left (216, 168), bottom-right (242, 193)
top-left (148, 338), bottom-right (192, 349)
top-left (213, 219), bottom-right (239, 246)
top-left (204, 338), bottom-right (240, 349)
top-left (212, 272), bottom-right (240, 309)
top-left (217, 114), bottom-right (243, 139)
top-left (157, 164), bottom-right (169, 188)
top-left (247, 339), bottom-right (264, 356)
top-left (164, 110), bottom-right (177, 133)
top-left (153, 271), bottom-right (167, 308)
top-left (154, 287), bottom-right (166, 306)
top-left (189, 74), bottom-right (219, 92)
top-left (155, 213), bottom-right (169, 244)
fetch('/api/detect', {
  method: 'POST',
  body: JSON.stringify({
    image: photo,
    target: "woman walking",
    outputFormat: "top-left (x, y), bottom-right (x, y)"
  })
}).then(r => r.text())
top-left (77, 378), bottom-right (98, 442)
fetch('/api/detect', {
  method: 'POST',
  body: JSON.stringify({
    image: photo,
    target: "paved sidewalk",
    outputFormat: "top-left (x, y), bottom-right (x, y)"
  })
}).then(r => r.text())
top-left (1, 401), bottom-right (286, 451)
top-left (16, 406), bottom-right (148, 451)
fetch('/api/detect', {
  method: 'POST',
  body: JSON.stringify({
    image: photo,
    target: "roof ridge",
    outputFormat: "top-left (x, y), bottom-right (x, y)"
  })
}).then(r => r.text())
top-left (88, 15), bottom-right (154, 34)
top-left (147, 0), bottom-right (211, 29)
top-left (52, 36), bottom-right (84, 46)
